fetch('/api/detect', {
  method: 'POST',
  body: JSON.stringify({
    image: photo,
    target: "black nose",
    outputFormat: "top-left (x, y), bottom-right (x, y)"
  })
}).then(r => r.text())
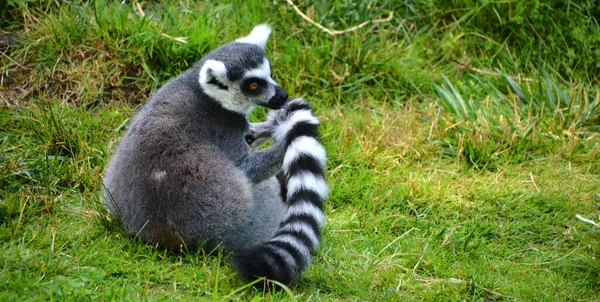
top-left (266, 85), bottom-right (288, 109)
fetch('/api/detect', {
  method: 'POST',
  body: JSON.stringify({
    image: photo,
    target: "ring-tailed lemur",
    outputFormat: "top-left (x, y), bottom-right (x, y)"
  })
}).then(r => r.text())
top-left (102, 24), bottom-right (328, 285)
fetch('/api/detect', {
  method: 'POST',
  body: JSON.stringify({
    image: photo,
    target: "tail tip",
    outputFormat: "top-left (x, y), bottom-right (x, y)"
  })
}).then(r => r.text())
top-left (233, 245), bottom-right (297, 287)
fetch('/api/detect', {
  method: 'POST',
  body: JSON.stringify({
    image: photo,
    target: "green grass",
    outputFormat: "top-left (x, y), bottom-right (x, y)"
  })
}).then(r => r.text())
top-left (1, 0), bottom-right (599, 300)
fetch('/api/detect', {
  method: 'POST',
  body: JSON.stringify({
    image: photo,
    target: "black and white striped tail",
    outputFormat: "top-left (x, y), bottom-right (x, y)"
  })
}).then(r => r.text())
top-left (234, 99), bottom-right (327, 285)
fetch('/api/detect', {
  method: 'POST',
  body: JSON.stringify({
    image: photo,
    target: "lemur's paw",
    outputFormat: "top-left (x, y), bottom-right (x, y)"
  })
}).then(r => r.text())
top-left (270, 98), bottom-right (319, 143)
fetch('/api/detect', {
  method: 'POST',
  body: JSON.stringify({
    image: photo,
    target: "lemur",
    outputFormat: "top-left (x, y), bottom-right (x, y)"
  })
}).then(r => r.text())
top-left (102, 24), bottom-right (328, 285)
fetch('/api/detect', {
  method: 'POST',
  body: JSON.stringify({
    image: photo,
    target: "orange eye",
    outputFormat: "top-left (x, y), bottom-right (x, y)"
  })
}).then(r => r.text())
top-left (249, 82), bottom-right (258, 90)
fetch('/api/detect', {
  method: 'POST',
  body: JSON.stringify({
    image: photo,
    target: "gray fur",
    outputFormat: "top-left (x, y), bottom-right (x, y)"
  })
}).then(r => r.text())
top-left (103, 25), bottom-right (327, 285)
top-left (103, 26), bottom-right (288, 252)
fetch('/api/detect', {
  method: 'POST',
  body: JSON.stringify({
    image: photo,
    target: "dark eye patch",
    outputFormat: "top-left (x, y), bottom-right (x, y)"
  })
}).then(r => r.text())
top-left (241, 77), bottom-right (267, 95)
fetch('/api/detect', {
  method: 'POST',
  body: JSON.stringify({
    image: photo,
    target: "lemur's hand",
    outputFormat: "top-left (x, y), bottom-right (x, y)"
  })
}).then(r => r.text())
top-left (268, 98), bottom-right (319, 144)
top-left (245, 122), bottom-right (273, 148)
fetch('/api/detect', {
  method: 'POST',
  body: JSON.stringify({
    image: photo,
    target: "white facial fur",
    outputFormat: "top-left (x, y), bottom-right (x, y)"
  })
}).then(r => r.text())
top-left (235, 24), bottom-right (272, 50)
top-left (198, 59), bottom-right (254, 114)
top-left (199, 58), bottom-right (278, 115)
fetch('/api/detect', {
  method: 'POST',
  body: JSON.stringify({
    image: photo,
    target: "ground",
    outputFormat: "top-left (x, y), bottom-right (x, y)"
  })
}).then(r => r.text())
top-left (1, 0), bottom-right (599, 300)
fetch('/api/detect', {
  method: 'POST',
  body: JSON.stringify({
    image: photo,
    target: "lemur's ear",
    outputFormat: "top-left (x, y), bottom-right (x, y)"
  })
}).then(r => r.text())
top-left (235, 24), bottom-right (272, 50)
top-left (199, 60), bottom-right (229, 90)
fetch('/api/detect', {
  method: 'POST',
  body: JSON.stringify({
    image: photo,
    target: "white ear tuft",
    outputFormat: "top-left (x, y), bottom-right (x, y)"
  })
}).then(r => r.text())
top-left (235, 24), bottom-right (272, 50)
top-left (199, 59), bottom-right (227, 85)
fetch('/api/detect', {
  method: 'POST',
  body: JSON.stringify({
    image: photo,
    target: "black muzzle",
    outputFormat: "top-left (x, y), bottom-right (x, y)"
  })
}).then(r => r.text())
top-left (264, 85), bottom-right (288, 109)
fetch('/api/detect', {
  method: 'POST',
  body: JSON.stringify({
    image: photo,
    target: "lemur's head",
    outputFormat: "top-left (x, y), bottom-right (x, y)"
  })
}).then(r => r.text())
top-left (198, 24), bottom-right (288, 115)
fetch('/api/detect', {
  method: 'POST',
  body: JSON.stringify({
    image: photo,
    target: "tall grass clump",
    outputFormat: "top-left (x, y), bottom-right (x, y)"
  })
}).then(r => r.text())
top-left (434, 71), bottom-right (599, 169)
top-left (421, 0), bottom-right (600, 168)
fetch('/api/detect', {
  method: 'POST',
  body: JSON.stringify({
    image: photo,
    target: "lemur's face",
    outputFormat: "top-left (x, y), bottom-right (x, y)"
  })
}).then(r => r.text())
top-left (198, 25), bottom-right (288, 115)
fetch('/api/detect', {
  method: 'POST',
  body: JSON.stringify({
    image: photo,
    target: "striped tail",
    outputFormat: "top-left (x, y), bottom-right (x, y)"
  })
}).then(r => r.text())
top-left (234, 99), bottom-right (328, 285)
